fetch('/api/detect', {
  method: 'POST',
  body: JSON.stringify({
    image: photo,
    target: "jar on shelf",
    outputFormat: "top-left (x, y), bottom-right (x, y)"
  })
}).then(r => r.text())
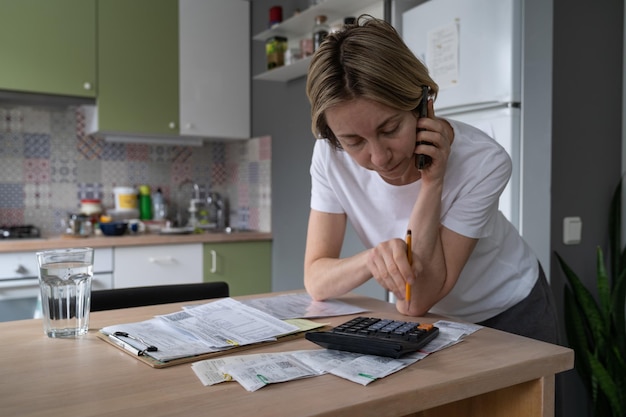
top-left (80, 199), bottom-right (102, 225)
top-left (266, 36), bottom-right (288, 70)
top-left (268, 5), bottom-right (282, 28)
top-left (312, 15), bottom-right (329, 52)
top-left (300, 38), bottom-right (313, 58)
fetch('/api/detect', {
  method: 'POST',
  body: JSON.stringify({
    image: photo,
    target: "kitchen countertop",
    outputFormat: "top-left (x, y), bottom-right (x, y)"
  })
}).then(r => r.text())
top-left (0, 231), bottom-right (272, 253)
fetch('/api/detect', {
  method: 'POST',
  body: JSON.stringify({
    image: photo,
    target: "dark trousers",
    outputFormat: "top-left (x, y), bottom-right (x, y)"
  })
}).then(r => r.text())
top-left (477, 263), bottom-right (563, 417)
top-left (477, 263), bottom-right (559, 345)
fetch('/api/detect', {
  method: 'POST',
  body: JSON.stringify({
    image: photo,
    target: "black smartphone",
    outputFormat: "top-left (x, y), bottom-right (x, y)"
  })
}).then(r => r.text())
top-left (415, 86), bottom-right (431, 169)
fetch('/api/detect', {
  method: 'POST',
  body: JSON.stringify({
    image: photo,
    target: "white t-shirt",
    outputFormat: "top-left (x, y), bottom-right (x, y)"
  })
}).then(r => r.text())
top-left (310, 119), bottom-right (538, 323)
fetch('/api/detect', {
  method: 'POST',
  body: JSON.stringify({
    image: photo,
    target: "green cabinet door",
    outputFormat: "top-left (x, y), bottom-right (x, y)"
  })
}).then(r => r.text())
top-left (0, 0), bottom-right (96, 98)
top-left (97, 0), bottom-right (179, 136)
top-left (204, 241), bottom-right (272, 296)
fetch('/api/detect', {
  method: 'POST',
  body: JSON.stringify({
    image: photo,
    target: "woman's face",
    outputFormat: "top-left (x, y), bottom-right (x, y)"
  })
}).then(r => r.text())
top-left (325, 98), bottom-right (420, 185)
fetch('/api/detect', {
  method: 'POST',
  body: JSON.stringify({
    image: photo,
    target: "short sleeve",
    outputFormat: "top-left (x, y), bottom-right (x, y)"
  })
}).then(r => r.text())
top-left (310, 140), bottom-right (345, 214)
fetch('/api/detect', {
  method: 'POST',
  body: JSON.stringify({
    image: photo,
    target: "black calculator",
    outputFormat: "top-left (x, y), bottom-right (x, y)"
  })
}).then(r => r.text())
top-left (305, 316), bottom-right (439, 359)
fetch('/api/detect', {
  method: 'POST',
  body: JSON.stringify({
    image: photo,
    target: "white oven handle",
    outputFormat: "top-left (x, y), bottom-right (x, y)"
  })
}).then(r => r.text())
top-left (0, 278), bottom-right (39, 290)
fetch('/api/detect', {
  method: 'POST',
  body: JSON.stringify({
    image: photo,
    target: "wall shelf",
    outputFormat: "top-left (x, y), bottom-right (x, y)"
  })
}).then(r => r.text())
top-left (253, 0), bottom-right (382, 82)
top-left (253, 57), bottom-right (311, 82)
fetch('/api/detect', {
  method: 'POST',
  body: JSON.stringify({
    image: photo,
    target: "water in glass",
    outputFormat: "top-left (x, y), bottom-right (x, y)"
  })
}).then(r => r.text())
top-left (37, 248), bottom-right (93, 338)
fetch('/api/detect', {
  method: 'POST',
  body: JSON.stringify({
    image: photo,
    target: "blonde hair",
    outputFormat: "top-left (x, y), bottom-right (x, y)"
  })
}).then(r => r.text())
top-left (306, 15), bottom-right (438, 149)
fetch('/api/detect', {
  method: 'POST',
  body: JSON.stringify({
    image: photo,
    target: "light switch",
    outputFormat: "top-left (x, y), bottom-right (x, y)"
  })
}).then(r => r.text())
top-left (563, 217), bottom-right (582, 245)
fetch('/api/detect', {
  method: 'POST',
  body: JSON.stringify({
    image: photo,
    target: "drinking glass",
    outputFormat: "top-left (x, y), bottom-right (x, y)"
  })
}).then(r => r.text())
top-left (36, 247), bottom-right (94, 338)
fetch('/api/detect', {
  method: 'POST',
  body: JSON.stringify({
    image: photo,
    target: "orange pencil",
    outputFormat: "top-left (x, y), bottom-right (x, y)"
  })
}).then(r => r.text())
top-left (405, 230), bottom-right (412, 303)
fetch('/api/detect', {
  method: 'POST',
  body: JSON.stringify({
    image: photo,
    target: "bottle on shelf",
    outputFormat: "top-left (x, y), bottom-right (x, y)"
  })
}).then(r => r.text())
top-left (312, 15), bottom-right (330, 52)
top-left (138, 185), bottom-right (152, 220)
top-left (152, 188), bottom-right (167, 221)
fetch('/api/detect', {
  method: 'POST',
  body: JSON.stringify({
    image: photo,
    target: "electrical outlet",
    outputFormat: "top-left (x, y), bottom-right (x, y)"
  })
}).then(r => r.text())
top-left (563, 217), bottom-right (582, 245)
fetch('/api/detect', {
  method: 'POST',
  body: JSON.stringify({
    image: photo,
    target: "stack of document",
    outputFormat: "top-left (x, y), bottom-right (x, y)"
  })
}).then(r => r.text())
top-left (191, 320), bottom-right (482, 391)
top-left (100, 298), bottom-right (305, 362)
top-left (99, 294), bottom-right (369, 364)
top-left (240, 292), bottom-right (370, 319)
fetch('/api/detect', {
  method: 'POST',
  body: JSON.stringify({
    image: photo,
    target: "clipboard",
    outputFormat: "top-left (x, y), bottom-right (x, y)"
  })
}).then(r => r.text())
top-left (96, 326), bottom-right (326, 369)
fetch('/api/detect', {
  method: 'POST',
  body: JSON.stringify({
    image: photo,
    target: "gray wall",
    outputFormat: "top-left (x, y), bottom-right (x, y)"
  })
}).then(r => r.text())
top-left (251, 1), bottom-right (624, 416)
top-left (550, 0), bottom-right (624, 416)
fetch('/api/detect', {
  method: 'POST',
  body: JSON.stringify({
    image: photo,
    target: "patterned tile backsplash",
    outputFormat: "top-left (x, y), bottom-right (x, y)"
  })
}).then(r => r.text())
top-left (0, 104), bottom-right (271, 236)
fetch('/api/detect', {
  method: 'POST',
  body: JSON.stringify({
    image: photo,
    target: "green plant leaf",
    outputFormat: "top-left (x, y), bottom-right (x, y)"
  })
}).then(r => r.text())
top-left (588, 352), bottom-right (625, 417)
top-left (596, 247), bottom-right (611, 323)
top-left (608, 342), bottom-right (626, 386)
top-left (609, 178), bottom-right (622, 281)
top-left (611, 268), bottom-right (626, 358)
top-left (563, 285), bottom-right (592, 388)
top-left (556, 252), bottom-right (605, 346)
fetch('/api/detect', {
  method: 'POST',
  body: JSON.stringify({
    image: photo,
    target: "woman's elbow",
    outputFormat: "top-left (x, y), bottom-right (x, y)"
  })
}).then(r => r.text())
top-left (304, 278), bottom-right (326, 302)
top-left (396, 299), bottom-right (431, 317)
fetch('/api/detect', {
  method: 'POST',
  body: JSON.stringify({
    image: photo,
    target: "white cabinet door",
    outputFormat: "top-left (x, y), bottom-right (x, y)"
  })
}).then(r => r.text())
top-left (0, 248), bottom-right (113, 279)
top-left (179, 0), bottom-right (250, 140)
top-left (93, 273), bottom-right (113, 290)
top-left (0, 252), bottom-right (40, 279)
top-left (113, 244), bottom-right (203, 288)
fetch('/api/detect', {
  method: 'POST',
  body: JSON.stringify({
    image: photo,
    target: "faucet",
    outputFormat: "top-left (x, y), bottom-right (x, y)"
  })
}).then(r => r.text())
top-left (174, 180), bottom-right (196, 227)
top-left (193, 183), bottom-right (201, 201)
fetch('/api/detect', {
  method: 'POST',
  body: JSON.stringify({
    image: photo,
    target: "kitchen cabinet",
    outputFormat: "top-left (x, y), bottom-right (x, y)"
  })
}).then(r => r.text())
top-left (114, 244), bottom-right (203, 288)
top-left (91, 0), bottom-right (250, 140)
top-left (0, 0), bottom-right (96, 98)
top-left (179, 0), bottom-right (250, 140)
top-left (203, 241), bottom-right (271, 296)
top-left (0, 248), bottom-right (113, 286)
top-left (97, 0), bottom-right (179, 136)
top-left (252, 0), bottom-right (383, 82)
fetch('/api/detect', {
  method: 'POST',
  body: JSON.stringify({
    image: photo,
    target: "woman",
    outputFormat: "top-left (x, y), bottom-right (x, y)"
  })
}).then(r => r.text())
top-left (303, 15), bottom-right (558, 344)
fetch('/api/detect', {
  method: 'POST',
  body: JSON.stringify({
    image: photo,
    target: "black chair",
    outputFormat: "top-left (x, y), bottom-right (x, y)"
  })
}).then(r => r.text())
top-left (90, 282), bottom-right (229, 312)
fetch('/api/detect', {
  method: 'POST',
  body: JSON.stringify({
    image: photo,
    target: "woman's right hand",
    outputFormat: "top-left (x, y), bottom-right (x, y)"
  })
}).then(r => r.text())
top-left (366, 238), bottom-right (414, 300)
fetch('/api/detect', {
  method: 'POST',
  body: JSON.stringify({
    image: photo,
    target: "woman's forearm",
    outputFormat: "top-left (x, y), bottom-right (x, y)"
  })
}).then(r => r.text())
top-left (304, 250), bottom-right (373, 301)
top-left (401, 179), bottom-right (448, 315)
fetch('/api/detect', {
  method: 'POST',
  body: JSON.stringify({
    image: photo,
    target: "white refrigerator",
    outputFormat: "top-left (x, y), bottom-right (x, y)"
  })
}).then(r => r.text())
top-left (402, 0), bottom-right (523, 229)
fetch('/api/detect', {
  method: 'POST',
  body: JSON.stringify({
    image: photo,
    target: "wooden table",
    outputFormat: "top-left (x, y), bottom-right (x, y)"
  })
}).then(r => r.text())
top-left (0, 292), bottom-right (573, 417)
